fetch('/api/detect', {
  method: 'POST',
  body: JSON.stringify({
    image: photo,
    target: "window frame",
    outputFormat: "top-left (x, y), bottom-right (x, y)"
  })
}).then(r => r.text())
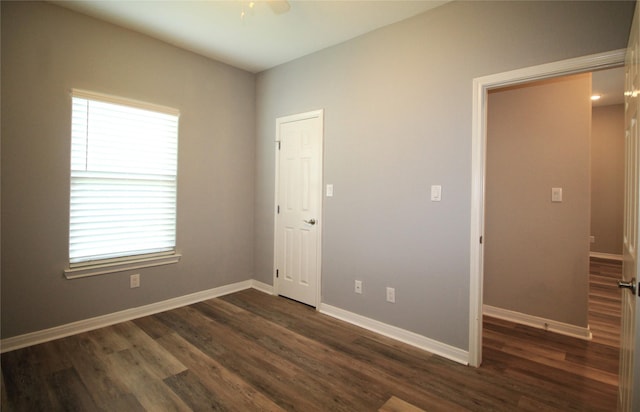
top-left (64, 89), bottom-right (181, 279)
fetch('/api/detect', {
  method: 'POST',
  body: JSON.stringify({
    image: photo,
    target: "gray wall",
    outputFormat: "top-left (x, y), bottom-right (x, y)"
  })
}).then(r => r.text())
top-left (1, 2), bottom-right (255, 339)
top-left (1, 0), bottom-right (634, 351)
top-left (484, 74), bottom-right (592, 327)
top-left (591, 104), bottom-right (625, 255)
top-left (255, 1), bottom-right (632, 350)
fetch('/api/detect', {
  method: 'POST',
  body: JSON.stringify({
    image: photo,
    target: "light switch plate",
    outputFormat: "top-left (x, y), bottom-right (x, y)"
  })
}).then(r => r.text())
top-left (326, 184), bottom-right (334, 197)
top-left (431, 185), bottom-right (442, 202)
top-left (386, 287), bottom-right (396, 303)
top-left (551, 187), bottom-right (563, 202)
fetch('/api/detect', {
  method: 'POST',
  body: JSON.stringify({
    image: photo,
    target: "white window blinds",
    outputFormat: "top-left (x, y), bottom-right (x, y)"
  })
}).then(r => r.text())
top-left (69, 90), bottom-right (179, 265)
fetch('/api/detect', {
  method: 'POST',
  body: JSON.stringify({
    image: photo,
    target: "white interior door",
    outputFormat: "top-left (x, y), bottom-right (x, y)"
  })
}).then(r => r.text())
top-left (274, 110), bottom-right (323, 307)
top-left (620, 4), bottom-right (640, 410)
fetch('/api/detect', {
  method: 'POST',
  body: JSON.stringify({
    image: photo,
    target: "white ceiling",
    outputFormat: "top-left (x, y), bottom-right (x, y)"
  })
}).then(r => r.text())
top-left (51, 0), bottom-right (449, 73)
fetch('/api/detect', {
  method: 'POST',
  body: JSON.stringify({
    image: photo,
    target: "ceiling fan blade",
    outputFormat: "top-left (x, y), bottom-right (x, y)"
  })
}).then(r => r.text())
top-left (266, 0), bottom-right (290, 15)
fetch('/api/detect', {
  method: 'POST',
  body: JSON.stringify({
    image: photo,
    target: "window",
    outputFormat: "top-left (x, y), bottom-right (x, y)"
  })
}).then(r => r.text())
top-left (65, 90), bottom-right (180, 278)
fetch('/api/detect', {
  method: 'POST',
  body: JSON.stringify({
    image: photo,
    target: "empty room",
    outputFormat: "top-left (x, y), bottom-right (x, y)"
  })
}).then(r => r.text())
top-left (2, 0), bottom-right (639, 410)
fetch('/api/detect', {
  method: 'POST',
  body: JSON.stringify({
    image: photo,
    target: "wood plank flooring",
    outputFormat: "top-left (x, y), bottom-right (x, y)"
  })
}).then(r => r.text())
top-left (1, 258), bottom-right (622, 411)
top-left (588, 257), bottom-right (622, 347)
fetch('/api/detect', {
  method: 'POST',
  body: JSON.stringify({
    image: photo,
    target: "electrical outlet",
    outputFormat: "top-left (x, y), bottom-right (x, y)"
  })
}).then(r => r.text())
top-left (386, 287), bottom-right (395, 303)
top-left (355, 280), bottom-right (363, 294)
top-left (590, 235), bottom-right (595, 244)
top-left (130, 273), bottom-right (140, 288)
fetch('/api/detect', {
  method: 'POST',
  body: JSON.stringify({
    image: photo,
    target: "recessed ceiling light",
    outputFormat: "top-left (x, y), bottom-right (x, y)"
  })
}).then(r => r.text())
top-left (591, 94), bottom-right (601, 101)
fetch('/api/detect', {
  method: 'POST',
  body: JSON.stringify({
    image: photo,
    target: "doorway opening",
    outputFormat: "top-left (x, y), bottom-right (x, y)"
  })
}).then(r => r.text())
top-left (469, 49), bottom-right (626, 367)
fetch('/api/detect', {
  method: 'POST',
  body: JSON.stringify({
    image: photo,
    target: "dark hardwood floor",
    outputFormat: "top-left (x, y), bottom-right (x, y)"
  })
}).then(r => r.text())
top-left (588, 257), bottom-right (622, 348)
top-left (1, 258), bottom-right (622, 411)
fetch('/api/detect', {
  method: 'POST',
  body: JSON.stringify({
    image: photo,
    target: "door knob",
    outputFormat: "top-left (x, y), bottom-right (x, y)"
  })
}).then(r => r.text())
top-left (618, 278), bottom-right (637, 294)
top-left (303, 218), bottom-right (316, 225)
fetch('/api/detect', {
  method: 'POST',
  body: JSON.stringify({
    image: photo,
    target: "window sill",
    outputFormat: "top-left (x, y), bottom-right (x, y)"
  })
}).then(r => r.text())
top-left (64, 253), bottom-right (181, 279)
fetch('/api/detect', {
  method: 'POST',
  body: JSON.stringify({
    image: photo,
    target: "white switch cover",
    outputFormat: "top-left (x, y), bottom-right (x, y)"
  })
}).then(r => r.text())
top-left (551, 187), bottom-right (563, 202)
top-left (431, 185), bottom-right (442, 202)
top-left (386, 287), bottom-right (396, 303)
top-left (326, 184), bottom-right (334, 197)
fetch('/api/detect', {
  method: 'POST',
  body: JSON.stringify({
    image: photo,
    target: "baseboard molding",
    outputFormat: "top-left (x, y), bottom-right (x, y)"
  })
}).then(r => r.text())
top-left (483, 304), bottom-right (592, 341)
top-left (2, 277), bottom-right (465, 369)
top-left (250, 279), bottom-right (274, 295)
top-left (319, 303), bottom-right (469, 366)
top-left (0, 279), bottom-right (266, 353)
top-left (589, 251), bottom-right (623, 261)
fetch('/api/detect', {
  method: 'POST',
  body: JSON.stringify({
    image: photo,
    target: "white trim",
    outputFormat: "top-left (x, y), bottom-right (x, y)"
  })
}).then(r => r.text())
top-left (273, 109), bottom-right (324, 308)
top-left (251, 279), bottom-right (275, 295)
top-left (2, 279), bottom-right (469, 369)
top-left (590, 251), bottom-right (624, 261)
top-left (469, 73), bottom-right (487, 367)
top-left (319, 303), bottom-right (469, 365)
top-left (469, 49), bottom-right (625, 367)
top-left (0, 280), bottom-right (256, 353)
top-left (483, 305), bottom-right (592, 341)
top-left (71, 88), bottom-right (180, 116)
top-left (64, 253), bottom-right (182, 279)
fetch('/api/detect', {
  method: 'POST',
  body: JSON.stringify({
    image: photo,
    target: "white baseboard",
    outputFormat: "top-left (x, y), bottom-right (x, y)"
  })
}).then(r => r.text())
top-left (250, 279), bottom-right (274, 295)
top-left (483, 304), bottom-right (592, 341)
top-left (589, 251), bottom-right (623, 261)
top-left (2, 277), bottom-right (465, 370)
top-left (0, 279), bottom-right (266, 353)
top-left (319, 303), bottom-right (469, 366)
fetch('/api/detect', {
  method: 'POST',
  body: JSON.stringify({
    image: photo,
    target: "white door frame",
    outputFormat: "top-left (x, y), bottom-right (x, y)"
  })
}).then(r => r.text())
top-left (469, 49), bottom-right (625, 367)
top-left (273, 109), bottom-right (324, 308)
